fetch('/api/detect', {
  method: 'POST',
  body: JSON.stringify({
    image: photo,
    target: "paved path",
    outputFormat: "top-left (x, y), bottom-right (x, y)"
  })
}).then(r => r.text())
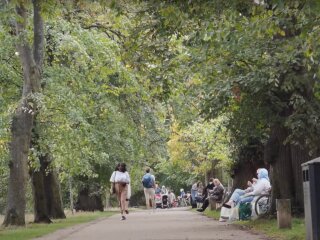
top-left (35, 208), bottom-right (269, 240)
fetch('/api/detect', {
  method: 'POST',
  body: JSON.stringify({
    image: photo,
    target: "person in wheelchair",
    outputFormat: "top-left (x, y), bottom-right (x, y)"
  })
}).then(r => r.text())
top-left (222, 178), bottom-right (257, 208)
top-left (223, 168), bottom-right (270, 209)
top-left (197, 179), bottom-right (224, 212)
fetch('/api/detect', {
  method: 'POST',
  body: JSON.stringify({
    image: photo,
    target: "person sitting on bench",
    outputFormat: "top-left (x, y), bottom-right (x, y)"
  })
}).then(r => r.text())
top-left (223, 168), bottom-right (270, 208)
top-left (222, 178), bottom-right (257, 208)
top-left (197, 179), bottom-right (224, 212)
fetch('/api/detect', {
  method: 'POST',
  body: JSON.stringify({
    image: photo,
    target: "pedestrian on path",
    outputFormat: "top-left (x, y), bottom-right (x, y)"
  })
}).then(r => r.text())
top-left (142, 167), bottom-right (155, 209)
top-left (110, 163), bottom-right (130, 220)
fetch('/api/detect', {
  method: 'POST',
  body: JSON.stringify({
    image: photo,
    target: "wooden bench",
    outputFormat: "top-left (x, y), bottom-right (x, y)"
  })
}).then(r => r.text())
top-left (209, 197), bottom-right (223, 210)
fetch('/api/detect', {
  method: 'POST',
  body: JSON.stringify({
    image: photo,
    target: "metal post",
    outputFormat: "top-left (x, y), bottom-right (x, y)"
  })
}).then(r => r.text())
top-left (301, 158), bottom-right (320, 240)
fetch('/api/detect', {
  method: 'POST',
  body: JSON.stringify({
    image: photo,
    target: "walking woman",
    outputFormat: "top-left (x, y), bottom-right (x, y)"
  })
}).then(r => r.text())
top-left (110, 163), bottom-right (130, 220)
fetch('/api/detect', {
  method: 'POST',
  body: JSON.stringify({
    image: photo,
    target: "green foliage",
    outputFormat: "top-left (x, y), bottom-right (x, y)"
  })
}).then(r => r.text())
top-left (1, 0), bottom-right (320, 216)
top-left (0, 1), bottom-right (169, 210)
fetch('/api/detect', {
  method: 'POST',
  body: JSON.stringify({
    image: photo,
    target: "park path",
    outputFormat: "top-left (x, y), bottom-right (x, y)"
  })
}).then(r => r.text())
top-left (34, 208), bottom-right (269, 240)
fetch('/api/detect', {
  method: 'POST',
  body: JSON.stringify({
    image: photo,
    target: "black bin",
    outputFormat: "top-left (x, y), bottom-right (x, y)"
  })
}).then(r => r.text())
top-left (301, 158), bottom-right (320, 240)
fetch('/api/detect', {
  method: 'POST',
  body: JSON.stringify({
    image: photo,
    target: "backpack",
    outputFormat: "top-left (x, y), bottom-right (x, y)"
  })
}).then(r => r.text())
top-left (142, 173), bottom-right (154, 188)
top-left (239, 202), bottom-right (252, 220)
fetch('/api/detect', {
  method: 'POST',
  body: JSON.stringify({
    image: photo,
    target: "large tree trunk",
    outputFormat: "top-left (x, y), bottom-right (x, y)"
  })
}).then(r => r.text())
top-left (265, 125), bottom-right (294, 213)
top-left (290, 145), bottom-right (311, 214)
top-left (44, 166), bottom-right (66, 219)
top-left (31, 152), bottom-right (66, 222)
top-left (30, 0), bottom-right (65, 220)
top-left (232, 162), bottom-right (256, 191)
top-left (3, 0), bottom-right (43, 226)
top-left (231, 140), bottom-right (266, 192)
top-left (3, 112), bottom-right (33, 226)
top-left (30, 158), bottom-right (51, 223)
top-left (266, 126), bottom-right (312, 215)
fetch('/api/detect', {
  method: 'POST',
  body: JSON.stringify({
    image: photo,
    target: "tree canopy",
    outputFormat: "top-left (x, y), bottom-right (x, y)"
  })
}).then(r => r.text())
top-left (1, 0), bottom-right (320, 225)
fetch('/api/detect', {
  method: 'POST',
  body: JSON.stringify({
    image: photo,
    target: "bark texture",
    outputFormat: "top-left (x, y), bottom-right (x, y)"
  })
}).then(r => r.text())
top-left (265, 125), bottom-right (311, 214)
top-left (44, 166), bottom-right (66, 219)
top-left (31, 158), bottom-right (51, 223)
top-left (31, 154), bottom-right (66, 222)
top-left (231, 140), bottom-right (266, 192)
top-left (3, 0), bottom-right (43, 226)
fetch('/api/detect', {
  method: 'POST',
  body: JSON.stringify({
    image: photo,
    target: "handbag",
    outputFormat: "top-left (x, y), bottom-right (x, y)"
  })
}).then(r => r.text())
top-left (220, 206), bottom-right (232, 220)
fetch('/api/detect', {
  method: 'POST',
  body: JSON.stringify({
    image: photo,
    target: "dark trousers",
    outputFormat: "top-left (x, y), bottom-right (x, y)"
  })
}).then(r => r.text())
top-left (201, 196), bottom-right (221, 210)
top-left (201, 198), bottom-right (209, 210)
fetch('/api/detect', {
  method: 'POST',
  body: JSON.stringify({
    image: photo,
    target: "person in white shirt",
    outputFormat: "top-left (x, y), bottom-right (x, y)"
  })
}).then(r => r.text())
top-left (223, 178), bottom-right (258, 208)
top-left (110, 163), bottom-right (130, 220)
top-left (237, 168), bottom-right (271, 205)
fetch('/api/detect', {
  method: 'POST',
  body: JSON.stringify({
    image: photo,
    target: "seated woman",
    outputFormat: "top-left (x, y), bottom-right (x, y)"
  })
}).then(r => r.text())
top-left (223, 178), bottom-right (257, 208)
top-left (223, 168), bottom-right (270, 208)
top-left (197, 179), bottom-right (224, 212)
top-left (238, 168), bottom-right (270, 205)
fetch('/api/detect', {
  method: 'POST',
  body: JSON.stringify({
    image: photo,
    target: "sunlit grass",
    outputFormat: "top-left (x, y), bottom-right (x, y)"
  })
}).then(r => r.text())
top-left (0, 211), bottom-right (115, 240)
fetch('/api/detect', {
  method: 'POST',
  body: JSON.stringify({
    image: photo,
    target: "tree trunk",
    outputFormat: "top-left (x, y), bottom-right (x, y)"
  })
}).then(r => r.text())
top-left (31, 0), bottom-right (65, 220)
top-left (31, 154), bottom-right (65, 222)
top-left (30, 159), bottom-right (51, 223)
top-left (3, 0), bottom-right (43, 226)
top-left (3, 112), bottom-right (33, 226)
top-left (290, 145), bottom-right (310, 214)
top-left (231, 140), bottom-right (266, 192)
top-left (44, 167), bottom-right (66, 219)
top-left (232, 162), bottom-right (256, 191)
top-left (265, 125), bottom-right (294, 214)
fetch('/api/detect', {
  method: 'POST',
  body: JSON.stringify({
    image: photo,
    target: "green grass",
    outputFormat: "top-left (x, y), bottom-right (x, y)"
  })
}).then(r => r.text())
top-left (202, 208), bottom-right (221, 220)
top-left (0, 211), bottom-right (115, 240)
top-left (235, 218), bottom-right (305, 240)
top-left (202, 209), bottom-right (305, 240)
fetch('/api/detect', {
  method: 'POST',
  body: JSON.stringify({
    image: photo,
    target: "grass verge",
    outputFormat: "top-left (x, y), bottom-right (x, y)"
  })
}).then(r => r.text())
top-left (202, 209), bottom-right (305, 240)
top-left (234, 218), bottom-right (305, 240)
top-left (0, 211), bottom-right (115, 240)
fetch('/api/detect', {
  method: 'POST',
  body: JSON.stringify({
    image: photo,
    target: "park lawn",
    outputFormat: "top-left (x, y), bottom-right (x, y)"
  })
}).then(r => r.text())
top-left (203, 209), bottom-right (305, 240)
top-left (202, 208), bottom-right (221, 220)
top-left (235, 217), bottom-right (305, 240)
top-left (0, 211), bottom-right (115, 240)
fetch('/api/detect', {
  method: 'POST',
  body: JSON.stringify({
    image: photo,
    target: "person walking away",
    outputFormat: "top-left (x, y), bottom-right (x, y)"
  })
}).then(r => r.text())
top-left (110, 163), bottom-right (130, 220)
top-left (142, 167), bottom-right (155, 209)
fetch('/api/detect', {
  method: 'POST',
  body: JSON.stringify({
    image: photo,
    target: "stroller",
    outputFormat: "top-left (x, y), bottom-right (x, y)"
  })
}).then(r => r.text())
top-left (162, 194), bottom-right (169, 208)
top-left (155, 193), bottom-right (162, 208)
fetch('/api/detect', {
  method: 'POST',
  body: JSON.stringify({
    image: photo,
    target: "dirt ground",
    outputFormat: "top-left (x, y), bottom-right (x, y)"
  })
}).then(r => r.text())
top-left (33, 207), bottom-right (269, 240)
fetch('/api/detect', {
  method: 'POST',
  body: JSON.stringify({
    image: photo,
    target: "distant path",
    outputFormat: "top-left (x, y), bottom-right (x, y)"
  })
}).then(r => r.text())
top-left (35, 208), bottom-right (269, 240)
